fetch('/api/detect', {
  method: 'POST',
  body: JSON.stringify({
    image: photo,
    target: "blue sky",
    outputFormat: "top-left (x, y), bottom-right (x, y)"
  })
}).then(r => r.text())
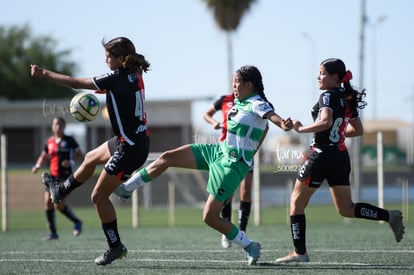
top-left (1, 0), bottom-right (413, 133)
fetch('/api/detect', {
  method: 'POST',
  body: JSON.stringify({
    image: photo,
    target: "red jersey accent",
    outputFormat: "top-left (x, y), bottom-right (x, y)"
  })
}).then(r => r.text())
top-left (338, 105), bottom-right (354, 151)
top-left (213, 94), bottom-right (235, 142)
top-left (44, 135), bottom-right (79, 179)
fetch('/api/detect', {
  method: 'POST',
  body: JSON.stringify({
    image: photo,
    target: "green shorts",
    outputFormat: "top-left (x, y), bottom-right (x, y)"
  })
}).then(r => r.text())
top-left (190, 143), bottom-right (249, 203)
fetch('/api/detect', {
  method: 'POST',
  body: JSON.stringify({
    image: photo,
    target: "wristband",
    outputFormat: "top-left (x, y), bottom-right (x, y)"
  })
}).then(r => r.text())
top-left (34, 164), bottom-right (41, 169)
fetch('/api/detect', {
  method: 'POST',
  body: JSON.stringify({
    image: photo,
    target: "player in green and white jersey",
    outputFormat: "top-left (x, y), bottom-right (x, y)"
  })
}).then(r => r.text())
top-left (114, 65), bottom-right (293, 265)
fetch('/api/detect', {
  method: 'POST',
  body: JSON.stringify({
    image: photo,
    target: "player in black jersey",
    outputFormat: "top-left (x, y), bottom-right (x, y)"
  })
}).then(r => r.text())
top-left (275, 58), bottom-right (405, 264)
top-left (31, 37), bottom-right (151, 266)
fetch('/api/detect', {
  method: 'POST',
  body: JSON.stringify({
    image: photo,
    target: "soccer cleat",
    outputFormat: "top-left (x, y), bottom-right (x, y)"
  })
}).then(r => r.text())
top-left (388, 210), bottom-right (405, 242)
top-left (275, 251), bottom-right (310, 263)
top-left (73, 220), bottom-right (83, 237)
top-left (94, 243), bottom-right (128, 266)
top-left (41, 172), bottom-right (63, 204)
top-left (244, 241), bottom-right (261, 265)
top-left (43, 232), bottom-right (59, 241)
top-left (41, 172), bottom-right (52, 191)
top-left (112, 184), bottom-right (133, 200)
top-left (221, 234), bottom-right (232, 248)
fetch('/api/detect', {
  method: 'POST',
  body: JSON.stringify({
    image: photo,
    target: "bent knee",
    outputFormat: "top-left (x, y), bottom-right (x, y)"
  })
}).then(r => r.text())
top-left (158, 151), bottom-right (175, 166)
top-left (202, 211), bottom-right (217, 226)
top-left (83, 151), bottom-right (98, 165)
top-left (90, 190), bottom-right (105, 205)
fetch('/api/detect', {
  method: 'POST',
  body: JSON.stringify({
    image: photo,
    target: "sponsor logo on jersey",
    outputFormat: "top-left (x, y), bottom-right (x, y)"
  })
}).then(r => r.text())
top-left (128, 73), bottom-right (139, 83)
top-left (135, 124), bottom-right (148, 134)
top-left (322, 93), bottom-right (331, 105)
top-left (228, 108), bottom-right (238, 119)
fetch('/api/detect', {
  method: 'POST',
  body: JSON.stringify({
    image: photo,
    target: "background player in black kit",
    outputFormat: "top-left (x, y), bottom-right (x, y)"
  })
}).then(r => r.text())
top-left (275, 58), bottom-right (405, 263)
top-left (204, 93), bottom-right (254, 248)
top-left (30, 37), bottom-right (151, 266)
top-left (32, 117), bottom-right (83, 240)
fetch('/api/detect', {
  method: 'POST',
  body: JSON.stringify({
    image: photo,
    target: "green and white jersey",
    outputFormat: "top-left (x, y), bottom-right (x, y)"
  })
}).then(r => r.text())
top-left (220, 93), bottom-right (272, 166)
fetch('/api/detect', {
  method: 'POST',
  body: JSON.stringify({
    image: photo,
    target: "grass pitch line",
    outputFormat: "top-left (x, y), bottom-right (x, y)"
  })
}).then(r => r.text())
top-left (1, 248), bottom-right (414, 255)
top-left (312, 249), bottom-right (414, 253)
top-left (0, 259), bottom-right (91, 263)
top-left (2, 257), bottom-right (414, 270)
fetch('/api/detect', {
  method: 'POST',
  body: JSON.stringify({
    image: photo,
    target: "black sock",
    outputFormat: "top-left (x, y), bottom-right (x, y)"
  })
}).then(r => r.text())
top-left (59, 205), bottom-right (80, 223)
top-left (46, 209), bottom-right (57, 233)
top-left (238, 201), bottom-right (251, 232)
top-left (102, 219), bottom-right (121, 248)
top-left (290, 215), bottom-right (306, 255)
top-left (221, 202), bottom-right (232, 221)
top-left (354, 203), bottom-right (389, 221)
top-left (60, 175), bottom-right (82, 196)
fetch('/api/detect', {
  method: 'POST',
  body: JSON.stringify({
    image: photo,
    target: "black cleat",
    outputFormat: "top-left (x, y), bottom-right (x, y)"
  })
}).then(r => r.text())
top-left (388, 210), bottom-right (405, 242)
top-left (95, 243), bottom-right (128, 266)
top-left (41, 172), bottom-right (63, 204)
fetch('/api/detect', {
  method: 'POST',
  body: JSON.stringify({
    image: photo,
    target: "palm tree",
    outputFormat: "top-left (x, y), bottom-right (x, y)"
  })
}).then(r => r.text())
top-left (203, 0), bottom-right (257, 89)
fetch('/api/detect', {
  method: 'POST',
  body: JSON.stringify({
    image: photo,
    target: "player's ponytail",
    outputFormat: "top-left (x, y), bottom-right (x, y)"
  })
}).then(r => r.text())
top-left (124, 54), bottom-right (151, 74)
top-left (102, 37), bottom-right (151, 74)
top-left (237, 65), bottom-right (274, 109)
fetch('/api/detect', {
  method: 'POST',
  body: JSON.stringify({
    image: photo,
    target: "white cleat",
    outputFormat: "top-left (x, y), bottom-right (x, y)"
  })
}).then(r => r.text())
top-left (221, 234), bottom-right (232, 248)
top-left (275, 251), bottom-right (310, 263)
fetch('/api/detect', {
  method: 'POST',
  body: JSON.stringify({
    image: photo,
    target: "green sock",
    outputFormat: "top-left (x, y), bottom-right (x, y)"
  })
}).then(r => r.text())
top-left (225, 224), bottom-right (239, 240)
top-left (139, 168), bottom-right (152, 183)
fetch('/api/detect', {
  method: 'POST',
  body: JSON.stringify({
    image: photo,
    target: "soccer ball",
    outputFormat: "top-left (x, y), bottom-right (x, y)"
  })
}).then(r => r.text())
top-left (69, 92), bottom-right (100, 122)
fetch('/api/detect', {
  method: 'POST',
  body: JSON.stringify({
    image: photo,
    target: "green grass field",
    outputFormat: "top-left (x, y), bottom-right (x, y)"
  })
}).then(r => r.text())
top-left (0, 205), bottom-right (413, 274)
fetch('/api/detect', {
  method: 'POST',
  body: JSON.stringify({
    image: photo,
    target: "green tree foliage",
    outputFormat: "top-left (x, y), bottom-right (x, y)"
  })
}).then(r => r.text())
top-left (203, 0), bottom-right (257, 89)
top-left (0, 24), bottom-right (77, 100)
top-left (203, 0), bottom-right (257, 31)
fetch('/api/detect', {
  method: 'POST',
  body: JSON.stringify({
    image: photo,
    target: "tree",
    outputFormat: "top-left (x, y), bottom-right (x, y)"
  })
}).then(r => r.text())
top-left (203, 0), bottom-right (257, 89)
top-left (0, 24), bottom-right (77, 100)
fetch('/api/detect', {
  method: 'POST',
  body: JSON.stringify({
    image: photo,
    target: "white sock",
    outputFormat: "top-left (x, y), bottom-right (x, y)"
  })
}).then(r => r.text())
top-left (123, 172), bottom-right (145, 191)
top-left (230, 230), bottom-right (251, 248)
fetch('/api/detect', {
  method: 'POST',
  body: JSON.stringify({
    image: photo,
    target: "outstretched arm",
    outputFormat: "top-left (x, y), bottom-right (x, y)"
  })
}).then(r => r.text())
top-left (264, 111), bottom-right (293, 131)
top-left (293, 108), bottom-right (332, 133)
top-left (30, 64), bottom-right (96, 90)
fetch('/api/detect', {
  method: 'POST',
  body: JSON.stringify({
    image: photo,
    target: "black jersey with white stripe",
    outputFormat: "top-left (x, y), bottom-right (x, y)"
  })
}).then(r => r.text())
top-left (93, 68), bottom-right (148, 145)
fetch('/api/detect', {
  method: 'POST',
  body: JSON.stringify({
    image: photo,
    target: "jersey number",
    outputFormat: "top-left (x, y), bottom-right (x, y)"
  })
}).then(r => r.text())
top-left (135, 91), bottom-right (144, 120)
top-left (329, 117), bottom-right (343, 143)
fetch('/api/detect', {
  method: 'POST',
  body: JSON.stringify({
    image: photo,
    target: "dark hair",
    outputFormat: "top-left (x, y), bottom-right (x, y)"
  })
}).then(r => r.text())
top-left (320, 58), bottom-right (367, 111)
top-left (236, 65), bottom-right (274, 109)
top-left (102, 37), bottom-right (150, 74)
top-left (54, 116), bottom-right (66, 127)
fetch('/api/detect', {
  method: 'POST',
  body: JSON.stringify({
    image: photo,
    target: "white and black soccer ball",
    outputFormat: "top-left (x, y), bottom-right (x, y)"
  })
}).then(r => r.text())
top-left (69, 92), bottom-right (100, 122)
